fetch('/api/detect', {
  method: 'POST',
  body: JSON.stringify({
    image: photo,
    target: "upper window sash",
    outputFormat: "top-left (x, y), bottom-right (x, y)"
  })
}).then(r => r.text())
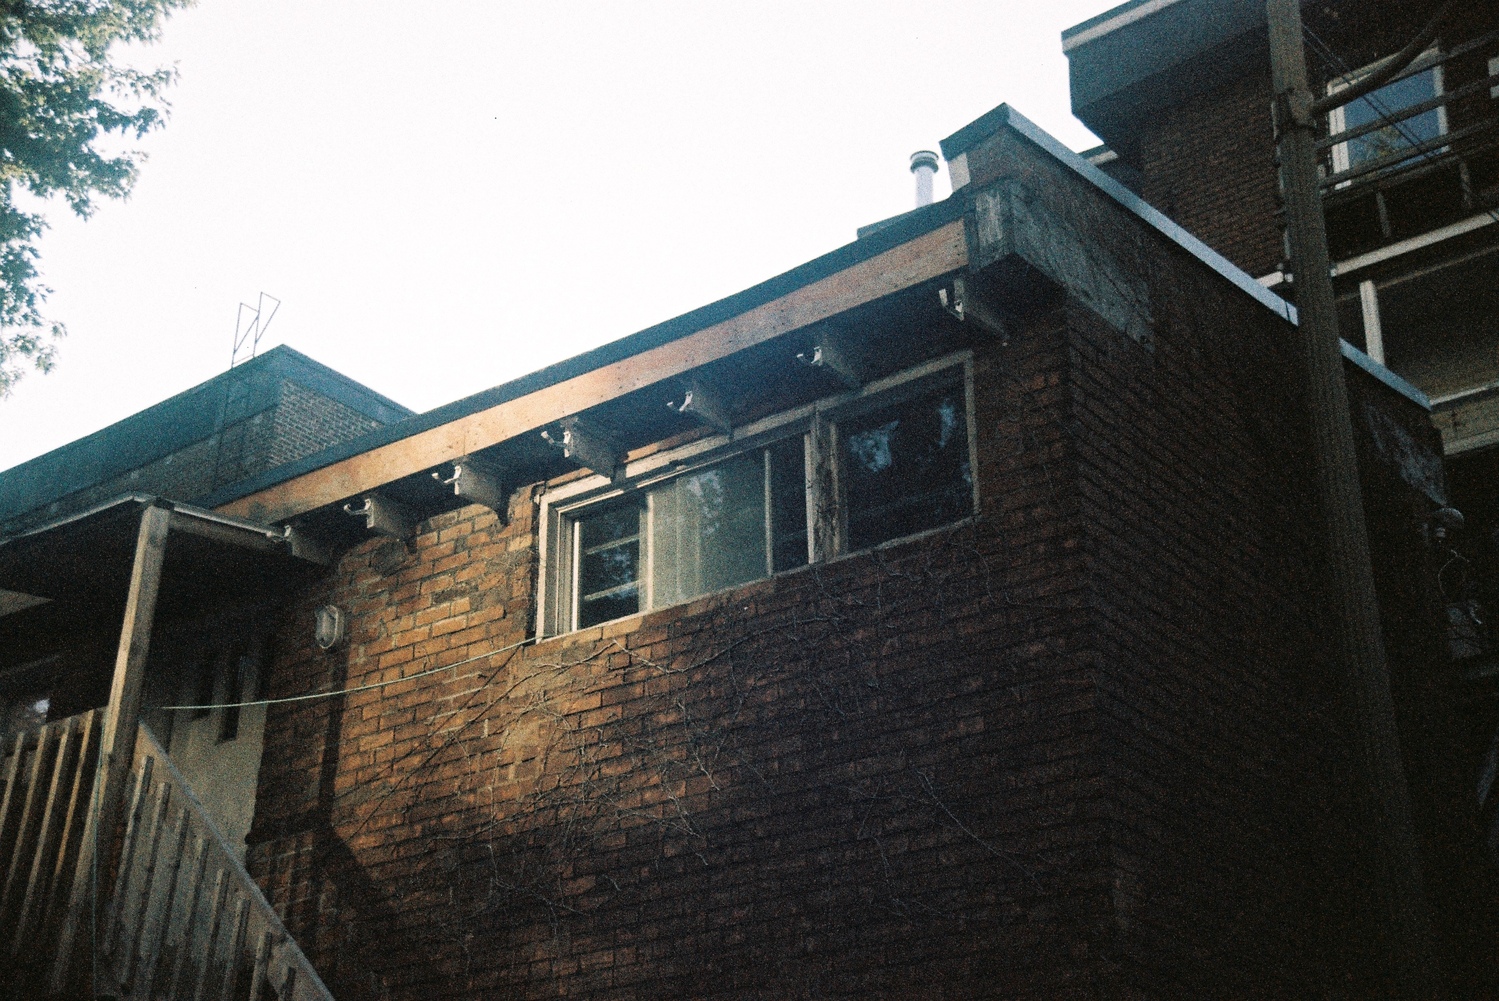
top-left (536, 350), bottom-right (975, 637)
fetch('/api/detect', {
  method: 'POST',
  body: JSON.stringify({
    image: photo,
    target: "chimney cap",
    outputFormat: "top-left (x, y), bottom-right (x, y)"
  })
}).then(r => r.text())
top-left (909, 150), bottom-right (940, 173)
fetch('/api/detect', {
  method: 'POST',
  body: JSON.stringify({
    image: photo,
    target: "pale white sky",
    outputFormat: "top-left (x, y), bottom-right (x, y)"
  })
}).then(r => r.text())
top-left (0, 1), bottom-right (1115, 472)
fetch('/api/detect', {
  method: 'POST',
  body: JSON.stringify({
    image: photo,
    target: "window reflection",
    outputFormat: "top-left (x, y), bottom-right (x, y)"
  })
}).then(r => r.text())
top-left (651, 452), bottom-right (766, 607)
top-left (577, 501), bottom-right (642, 628)
top-left (841, 386), bottom-right (971, 552)
top-left (571, 441), bottom-right (808, 629)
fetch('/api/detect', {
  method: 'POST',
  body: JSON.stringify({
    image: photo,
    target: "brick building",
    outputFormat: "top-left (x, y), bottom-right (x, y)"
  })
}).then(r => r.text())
top-left (1064, 0), bottom-right (1499, 991)
top-left (0, 345), bottom-right (411, 538)
top-left (0, 63), bottom-right (1479, 1001)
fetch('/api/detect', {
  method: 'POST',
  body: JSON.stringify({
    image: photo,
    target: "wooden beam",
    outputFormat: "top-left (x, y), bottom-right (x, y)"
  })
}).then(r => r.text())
top-left (797, 328), bottom-right (864, 390)
top-left (939, 276), bottom-right (1010, 340)
top-left (669, 377), bottom-right (736, 437)
top-left (218, 220), bottom-right (968, 524)
top-left (50, 503), bottom-right (171, 993)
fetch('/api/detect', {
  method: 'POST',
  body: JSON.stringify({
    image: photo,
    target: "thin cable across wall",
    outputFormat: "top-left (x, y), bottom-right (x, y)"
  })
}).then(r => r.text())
top-left (148, 635), bottom-right (537, 712)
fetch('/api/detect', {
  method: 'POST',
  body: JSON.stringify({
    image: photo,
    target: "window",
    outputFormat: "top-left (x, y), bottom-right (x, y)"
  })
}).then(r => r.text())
top-left (1329, 55), bottom-right (1445, 177)
top-left (567, 439), bottom-right (808, 631)
top-left (541, 356), bottom-right (976, 635)
top-left (840, 384), bottom-right (974, 552)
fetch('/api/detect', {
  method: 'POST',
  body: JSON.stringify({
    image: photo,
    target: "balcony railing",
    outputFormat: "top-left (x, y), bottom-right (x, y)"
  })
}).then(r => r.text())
top-left (0, 712), bottom-right (332, 1000)
top-left (1317, 28), bottom-right (1499, 196)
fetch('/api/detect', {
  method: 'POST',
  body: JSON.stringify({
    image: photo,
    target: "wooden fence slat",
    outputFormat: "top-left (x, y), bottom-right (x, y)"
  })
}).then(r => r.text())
top-left (9, 714), bottom-right (335, 1001)
top-left (191, 866), bottom-right (230, 1001)
top-left (217, 893), bottom-right (250, 1001)
top-left (93, 753), bottom-right (151, 972)
top-left (0, 732), bottom-right (30, 875)
top-left (248, 926), bottom-right (274, 1001)
top-left (136, 726), bottom-right (335, 1001)
top-left (37, 708), bottom-right (99, 948)
top-left (0, 724), bottom-right (56, 924)
top-left (114, 779), bottom-right (172, 987)
top-left (10, 718), bottom-right (77, 950)
top-left (133, 799), bottom-right (192, 999)
top-left (282, 962), bottom-right (299, 1001)
top-left (165, 829), bottom-right (210, 1001)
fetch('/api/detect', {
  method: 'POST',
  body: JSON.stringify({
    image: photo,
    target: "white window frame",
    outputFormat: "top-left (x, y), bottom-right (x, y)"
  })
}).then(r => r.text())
top-left (536, 350), bottom-right (978, 637)
top-left (1327, 48), bottom-right (1446, 180)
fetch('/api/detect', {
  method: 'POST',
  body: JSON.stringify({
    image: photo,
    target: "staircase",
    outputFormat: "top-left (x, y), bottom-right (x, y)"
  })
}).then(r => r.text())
top-left (0, 712), bottom-right (332, 1000)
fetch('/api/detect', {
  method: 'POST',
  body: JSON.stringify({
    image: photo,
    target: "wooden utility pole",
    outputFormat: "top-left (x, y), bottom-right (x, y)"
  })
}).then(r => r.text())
top-left (1265, 0), bottom-right (1436, 993)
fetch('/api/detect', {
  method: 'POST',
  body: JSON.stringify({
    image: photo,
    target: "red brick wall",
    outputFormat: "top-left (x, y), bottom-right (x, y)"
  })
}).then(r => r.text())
top-left (242, 137), bottom-right (1447, 995)
top-left (247, 312), bottom-right (1121, 999)
top-left (1065, 297), bottom-right (1387, 994)
top-left (1133, 71), bottom-right (1285, 280)
top-left (267, 380), bottom-right (387, 471)
top-left (243, 313), bottom-right (1411, 1000)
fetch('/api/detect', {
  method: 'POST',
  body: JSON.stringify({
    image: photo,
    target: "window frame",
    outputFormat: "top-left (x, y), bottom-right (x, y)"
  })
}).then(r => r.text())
top-left (537, 350), bottom-right (977, 637)
top-left (1327, 48), bottom-right (1447, 180)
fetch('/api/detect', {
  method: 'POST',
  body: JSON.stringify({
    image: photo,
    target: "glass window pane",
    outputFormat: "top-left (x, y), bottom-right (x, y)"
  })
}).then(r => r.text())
top-left (577, 501), bottom-right (641, 628)
top-left (841, 385), bottom-right (972, 551)
top-left (770, 436), bottom-right (809, 573)
top-left (650, 451), bottom-right (768, 608)
top-left (1344, 68), bottom-right (1440, 167)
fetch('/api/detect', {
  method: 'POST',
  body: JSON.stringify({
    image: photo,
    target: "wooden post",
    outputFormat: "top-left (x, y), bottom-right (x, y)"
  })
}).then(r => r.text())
top-left (49, 502), bottom-right (171, 993)
top-left (1266, 1), bottom-right (1436, 992)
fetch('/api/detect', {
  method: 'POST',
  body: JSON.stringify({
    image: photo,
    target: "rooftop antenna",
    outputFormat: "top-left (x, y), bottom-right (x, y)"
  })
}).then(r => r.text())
top-left (212, 292), bottom-right (282, 489)
top-left (230, 292), bottom-right (281, 367)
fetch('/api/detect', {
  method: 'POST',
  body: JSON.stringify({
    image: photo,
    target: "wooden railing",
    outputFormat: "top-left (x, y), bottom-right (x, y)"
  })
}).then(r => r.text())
top-left (0, 714), bottom-right (333, 1000)
top-left (1318, 29), bottom-right (1499, 196)
top-left (0, 709), bottom-right (102, 977)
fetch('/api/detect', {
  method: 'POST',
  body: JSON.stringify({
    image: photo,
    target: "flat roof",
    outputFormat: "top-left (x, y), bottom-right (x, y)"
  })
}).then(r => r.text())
top-left (199, 195), bottom-right (969, 512)
top-left (0, 345), bottom-right (411, 525)
top-left (211, 101), bottom-right (1432, 523)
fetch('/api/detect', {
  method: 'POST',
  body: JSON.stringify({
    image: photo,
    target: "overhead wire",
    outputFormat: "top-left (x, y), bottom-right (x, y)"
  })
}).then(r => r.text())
top-left (149, 635), bottom-right (537, 712)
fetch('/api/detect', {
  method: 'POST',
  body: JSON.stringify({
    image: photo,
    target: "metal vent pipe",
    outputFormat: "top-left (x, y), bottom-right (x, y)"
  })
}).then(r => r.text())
top-left (910, 150), bottom-right (939, 207)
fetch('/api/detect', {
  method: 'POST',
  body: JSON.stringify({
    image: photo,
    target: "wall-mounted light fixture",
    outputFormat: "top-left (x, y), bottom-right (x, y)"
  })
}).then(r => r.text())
top-left (314, 605), bottom-right (347, 651)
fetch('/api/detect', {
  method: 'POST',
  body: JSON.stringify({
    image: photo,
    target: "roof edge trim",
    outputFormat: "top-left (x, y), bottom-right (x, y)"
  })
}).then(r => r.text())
top-left (943, 104), bottom-right (1299, 324)
top-left (1061, 0), bottom-right (1185, 51)
top-left (200, 198), bottom-right (969, 513)
top-left (1341, 341), bottom-right (1431, 411)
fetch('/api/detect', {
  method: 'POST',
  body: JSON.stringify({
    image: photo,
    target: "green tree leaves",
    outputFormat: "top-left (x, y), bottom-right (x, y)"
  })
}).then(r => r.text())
top-left (0, 0), bottom-right (190, 397)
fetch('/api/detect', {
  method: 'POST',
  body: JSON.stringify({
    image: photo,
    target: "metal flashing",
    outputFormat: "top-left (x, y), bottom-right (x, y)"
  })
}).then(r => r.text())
top-left (943, 104), bottom-right (1431, 413)
top-left (1062, 0), bottom-right (1184, 52)
top-left (1340, 340), bottom-right (1430, 411)
top-left (943, 104), bottom-right (1298, 324)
